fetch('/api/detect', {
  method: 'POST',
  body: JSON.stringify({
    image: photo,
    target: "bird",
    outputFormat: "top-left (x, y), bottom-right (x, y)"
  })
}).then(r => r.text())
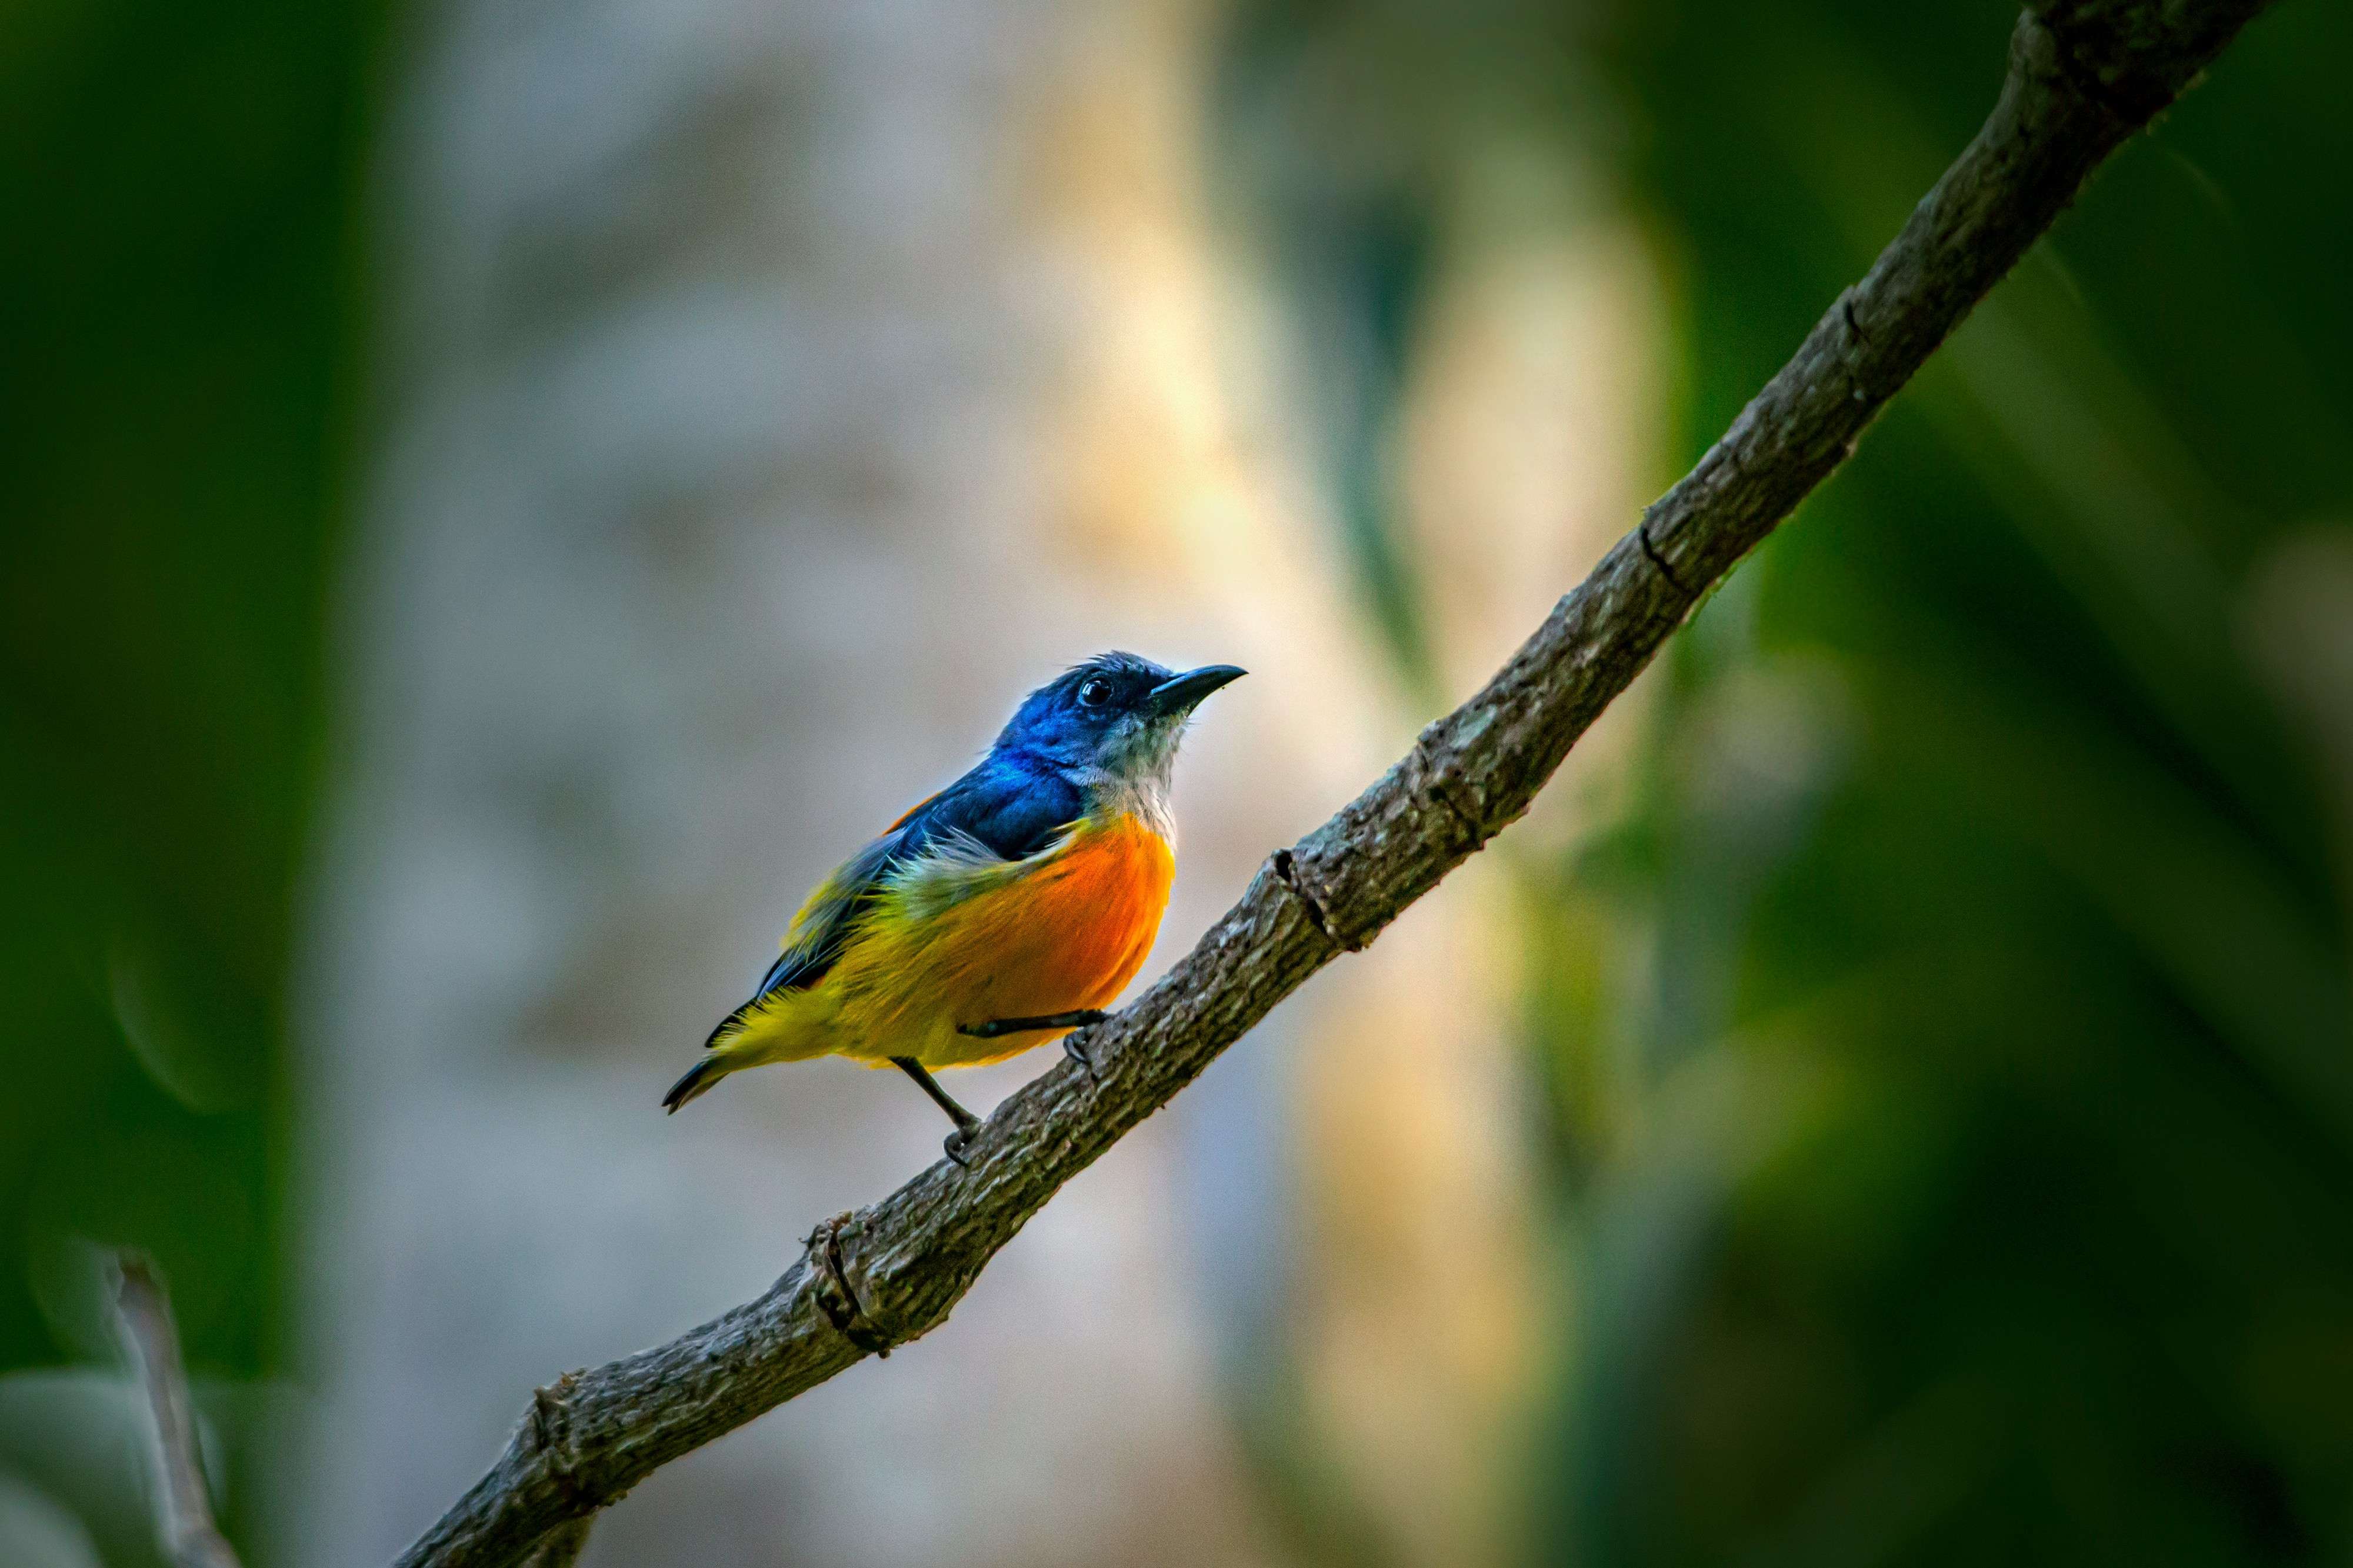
top-left (662, 652), bottom-right (1245, 1162)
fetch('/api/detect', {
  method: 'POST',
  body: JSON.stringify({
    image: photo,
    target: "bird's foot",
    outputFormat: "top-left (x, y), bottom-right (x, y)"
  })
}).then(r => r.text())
top-left (1062, 1032), bottom-right (1099, 1083)
top-left (895, 1056), bottom-right (984, 1167)
top-left (943, 1123), bottom-right (978, 1168)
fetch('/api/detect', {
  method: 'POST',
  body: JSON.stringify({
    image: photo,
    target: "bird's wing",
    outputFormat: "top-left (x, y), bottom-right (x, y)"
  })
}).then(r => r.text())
top-left (746, 831), bottom-right (906, 999)
top-left (723, 760), bottom-right (1081, 1024)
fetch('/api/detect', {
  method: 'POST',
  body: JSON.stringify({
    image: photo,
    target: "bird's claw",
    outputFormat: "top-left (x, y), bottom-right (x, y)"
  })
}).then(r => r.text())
top-left (944, 1126), bottom-right (976, 1167)
top-left (1063, 1033), bottom-right (1099, 1083)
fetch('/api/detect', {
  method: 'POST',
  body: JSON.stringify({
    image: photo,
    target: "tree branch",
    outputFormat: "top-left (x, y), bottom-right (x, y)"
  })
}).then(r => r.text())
top-left (114, 1253), bottom-right (244, 1568)
top-left (395, 4), bottom-right (2275, 1563)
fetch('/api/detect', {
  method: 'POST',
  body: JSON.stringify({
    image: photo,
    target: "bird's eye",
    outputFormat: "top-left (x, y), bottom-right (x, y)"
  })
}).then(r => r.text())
top-left (1077, 677), bottom-right (1114, 708)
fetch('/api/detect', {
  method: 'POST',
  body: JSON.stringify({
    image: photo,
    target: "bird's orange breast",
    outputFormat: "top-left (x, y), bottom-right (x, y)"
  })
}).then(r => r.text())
top-left (826, 809), bottom-right (1175, 1067)
top-left (1004, 811), bottom-right (1175, 1008)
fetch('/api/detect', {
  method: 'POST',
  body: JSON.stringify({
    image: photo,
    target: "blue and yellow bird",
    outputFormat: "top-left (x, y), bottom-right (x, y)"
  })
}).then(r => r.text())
top-left (662, 652), bottom-right (1244, 1159)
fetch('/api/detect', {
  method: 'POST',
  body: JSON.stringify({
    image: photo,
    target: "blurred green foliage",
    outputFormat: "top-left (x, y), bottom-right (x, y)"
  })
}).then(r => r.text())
top-left (1529, 2), bottom-right (2353, 1564)
top-left (0, 0), bottom-right (381, 1554)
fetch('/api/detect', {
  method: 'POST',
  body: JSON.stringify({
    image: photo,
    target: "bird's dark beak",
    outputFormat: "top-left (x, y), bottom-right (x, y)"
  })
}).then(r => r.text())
top-left (1146, 663), bottom-right (1246, 718)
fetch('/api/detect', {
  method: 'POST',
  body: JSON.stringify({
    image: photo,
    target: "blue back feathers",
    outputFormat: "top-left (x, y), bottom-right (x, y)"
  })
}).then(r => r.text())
top-left (741, 760), bottom-right (1081, 1008)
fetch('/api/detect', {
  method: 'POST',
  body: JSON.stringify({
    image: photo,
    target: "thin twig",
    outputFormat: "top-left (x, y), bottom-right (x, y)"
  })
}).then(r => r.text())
top-left (114, 1252), bottom-right (243, 1568)
top-left (395, 4), bottom-right (2278, 1564)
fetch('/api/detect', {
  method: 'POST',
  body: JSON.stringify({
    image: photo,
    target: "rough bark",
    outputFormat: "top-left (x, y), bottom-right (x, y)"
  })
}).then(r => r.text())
top-left (395, 4), bottom-right (2275, 1563)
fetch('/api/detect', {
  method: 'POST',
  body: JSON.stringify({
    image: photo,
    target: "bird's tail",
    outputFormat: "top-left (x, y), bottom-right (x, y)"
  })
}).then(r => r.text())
top-left (664, 997), bottom-right (763, 1113)
top-left (662, 1053), bottom-right (732, 1113)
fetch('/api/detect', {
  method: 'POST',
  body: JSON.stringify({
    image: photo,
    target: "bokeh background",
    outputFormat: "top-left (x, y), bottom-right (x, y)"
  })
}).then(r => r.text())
top-left (5, 0), bottom-right (2350, 1564)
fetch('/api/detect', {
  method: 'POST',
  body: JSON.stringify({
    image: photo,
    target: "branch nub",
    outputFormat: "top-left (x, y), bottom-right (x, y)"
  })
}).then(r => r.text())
top-left (530, 1372), bottom-right (609, 1512)
top-left (2021, 0), bottom-right (2259, 128)
top-left (1271, 848), bottom-right (1357, 951)
top-left (809, 1215), bottom-right (894, 1357)
top-left (1637, 515), bottom-right (1692, 597)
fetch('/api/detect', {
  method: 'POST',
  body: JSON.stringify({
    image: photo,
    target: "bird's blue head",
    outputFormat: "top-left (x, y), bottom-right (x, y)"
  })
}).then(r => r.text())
top-left (994, 652), bottom-right (1245, 795)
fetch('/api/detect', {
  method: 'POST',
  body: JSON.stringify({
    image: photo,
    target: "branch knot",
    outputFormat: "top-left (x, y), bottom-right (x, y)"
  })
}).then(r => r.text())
top-left (1272, 848), bottom-right (1362, 952)
top-left (2022, 2), bottom-right (2215, 127)
top-left (530, 1372), bottom-right (604, 1510)
top-left (1407, 732), bottom-right (1489, 855)
top-left (1637, 514), bottom-right (1693, 598)
top-left (809, 1214), bottom-right (894, 1357)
